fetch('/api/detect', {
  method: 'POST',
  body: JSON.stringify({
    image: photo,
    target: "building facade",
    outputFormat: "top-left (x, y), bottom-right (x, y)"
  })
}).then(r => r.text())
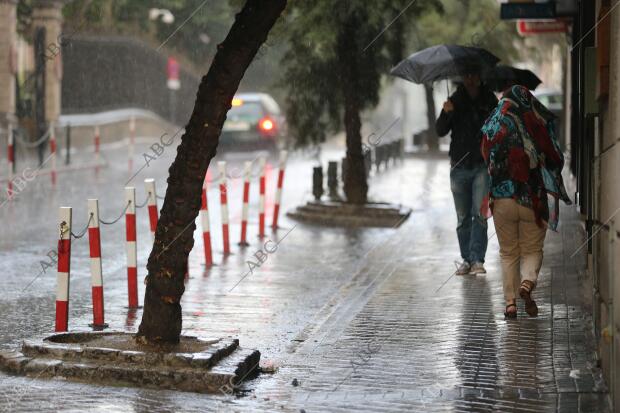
top-left (568, 0), bottom-right (620, 410)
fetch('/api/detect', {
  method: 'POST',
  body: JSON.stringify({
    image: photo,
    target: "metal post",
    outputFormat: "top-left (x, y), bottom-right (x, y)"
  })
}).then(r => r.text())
top-left (10, 127), bottom-right (15, 174)
top-left (125, 187), bottom-right (139, 308)
top-left (218, 161), bottom-right (230, 254)
top-left (327, 161), bottom-right (338, 200)
top-left (65, 123), bottom-right (71, 165)
top-left (144, 179), bottom-right (158, 241)
top-left (55, 207), bottom-right (72, 332)
top-left (364, 148), bottom-right (371, 177)
top-left (7, 125), bottom-right (14, 198)
top-left (200, 178), bottom-right (213, 266)
top-left (382, 145), bottom-right (389, 169)
top-left (50, 122), bottom-right (56, 185)
top-left (376, 146), bottom-right (383, 171)
top-left (87, 199), bottom-right (107, 329)
top-left (272, 150), bottom-right (288, 229)
top-left (391, 141), bottom-right (397, 164)
top-left (34, 27), bottom-right (47, 166)
top-left (312, 166), bottom-right (323, 201)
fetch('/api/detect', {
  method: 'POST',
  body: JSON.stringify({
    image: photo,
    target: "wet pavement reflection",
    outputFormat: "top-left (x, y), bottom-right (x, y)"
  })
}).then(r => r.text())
top-left (0, 142), bottom-right (609, 412)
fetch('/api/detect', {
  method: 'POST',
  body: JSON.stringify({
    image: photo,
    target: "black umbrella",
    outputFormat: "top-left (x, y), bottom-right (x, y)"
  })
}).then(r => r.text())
top-left (484, 65), bottom-right (542, 91)
top-left (390, 44), bottom-right (500, 84)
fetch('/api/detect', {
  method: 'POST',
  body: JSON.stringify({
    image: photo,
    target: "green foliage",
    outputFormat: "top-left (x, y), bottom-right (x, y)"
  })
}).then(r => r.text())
top-left (279, 0), bottom-right (442, 147)
top-left (412, 0), bottom-right (522, 64)
top-left (56, 0), bottom-right (233, 67)
top-left (16, 1), bottom-right (34, 38)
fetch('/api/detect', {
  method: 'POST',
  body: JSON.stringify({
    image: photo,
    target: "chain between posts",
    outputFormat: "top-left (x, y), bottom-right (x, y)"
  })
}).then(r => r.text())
top-left (70, 214), bottom-right (93, 239)
top-left (135, 193), bottom-right (150, 208)
top-left (12, 127), bottom-right (51, 148)
top-left (98, 201), bottom-right (132, 225)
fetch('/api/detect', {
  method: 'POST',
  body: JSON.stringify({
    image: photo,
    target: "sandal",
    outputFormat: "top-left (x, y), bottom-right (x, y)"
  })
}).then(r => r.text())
top-left (519, 280), bottom-right (538, 317)
top-left (504, 303), bottom-right (517, 318)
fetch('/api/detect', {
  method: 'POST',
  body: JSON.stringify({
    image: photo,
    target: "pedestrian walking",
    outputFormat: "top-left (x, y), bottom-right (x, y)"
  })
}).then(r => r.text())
top-left (481, 85), bottom-right (570, 318)
top-left (436, 66), bottom-right (498, 275)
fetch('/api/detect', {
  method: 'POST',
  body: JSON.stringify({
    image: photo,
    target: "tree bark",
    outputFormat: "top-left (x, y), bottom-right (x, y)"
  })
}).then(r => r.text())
top-left (136, 0), bottom-right (287, 344)
top-left (424, 83), bottom-right (439, 152)
top-left (338, 14), bottom-right (368, 205)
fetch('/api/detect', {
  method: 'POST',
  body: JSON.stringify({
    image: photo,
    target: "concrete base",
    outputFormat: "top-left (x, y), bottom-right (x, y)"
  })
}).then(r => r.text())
top-left (287, 201), bottom-right (411, 228)
top-left (0, 332), bottom-right (260, 394)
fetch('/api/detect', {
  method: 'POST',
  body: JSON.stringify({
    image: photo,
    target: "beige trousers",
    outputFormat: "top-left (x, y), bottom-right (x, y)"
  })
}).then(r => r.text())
top-left (493, 198), bottom-right (547, 301)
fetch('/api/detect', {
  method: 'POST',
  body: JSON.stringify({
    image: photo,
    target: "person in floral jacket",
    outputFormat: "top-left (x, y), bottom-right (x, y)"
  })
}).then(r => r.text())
top-left (481, 85), bottom-right (570, 319)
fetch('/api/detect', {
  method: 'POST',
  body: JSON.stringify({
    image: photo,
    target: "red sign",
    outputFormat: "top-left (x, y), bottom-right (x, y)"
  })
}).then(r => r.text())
top-left (517, 20), bottom-right (568, 35)
top-left (167, 57), bottom-right (180, 90)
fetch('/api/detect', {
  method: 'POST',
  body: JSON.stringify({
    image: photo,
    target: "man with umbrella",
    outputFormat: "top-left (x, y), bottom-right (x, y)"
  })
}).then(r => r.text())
top-left (391, 45), bottom-right (500, 275)
top-left (435, 65), bottom-right (497, 275)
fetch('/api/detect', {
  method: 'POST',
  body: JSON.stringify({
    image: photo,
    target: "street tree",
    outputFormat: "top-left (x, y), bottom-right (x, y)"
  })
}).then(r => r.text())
top-left (280, 0), bottom-right (440, 204)
top-left (135, 0), bottom-right (287, 344)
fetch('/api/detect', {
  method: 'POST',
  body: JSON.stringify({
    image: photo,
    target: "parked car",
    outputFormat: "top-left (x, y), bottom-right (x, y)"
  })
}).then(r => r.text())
top-left (221, 93), bottom-right (287, 151)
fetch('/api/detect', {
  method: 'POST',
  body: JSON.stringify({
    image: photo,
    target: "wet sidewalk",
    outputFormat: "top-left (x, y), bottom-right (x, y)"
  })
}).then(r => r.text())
top-left (243, 161), bottom-right (610, 412)
top-left (0, 152), bottom-right (610, 412)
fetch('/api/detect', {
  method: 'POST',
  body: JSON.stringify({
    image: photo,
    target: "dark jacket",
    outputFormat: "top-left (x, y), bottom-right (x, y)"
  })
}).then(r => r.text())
top-left (435, 85), bottom-right (498, 168)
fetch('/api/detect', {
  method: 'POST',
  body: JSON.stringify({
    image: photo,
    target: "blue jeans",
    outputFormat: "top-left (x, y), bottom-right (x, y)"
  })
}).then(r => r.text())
top-left (450, 166), bottom-right (489, 263)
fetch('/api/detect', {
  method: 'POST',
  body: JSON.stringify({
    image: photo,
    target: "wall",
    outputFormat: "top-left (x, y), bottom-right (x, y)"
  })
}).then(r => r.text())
top-left (600, 0), bottom-right (620, 405)
top-left (590, 0), bottom-right (620, 408)
top-left (61, 35), bottom-right (200, 127)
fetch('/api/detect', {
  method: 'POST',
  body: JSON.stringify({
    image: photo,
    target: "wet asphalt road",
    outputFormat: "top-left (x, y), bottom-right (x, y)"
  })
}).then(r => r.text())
top-left (0, 135), bottom-right (609, 412)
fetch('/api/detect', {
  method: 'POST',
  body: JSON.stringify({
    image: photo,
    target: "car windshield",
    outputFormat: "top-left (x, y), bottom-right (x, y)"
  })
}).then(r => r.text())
top-left (227, 101), bottom-right (263, 121)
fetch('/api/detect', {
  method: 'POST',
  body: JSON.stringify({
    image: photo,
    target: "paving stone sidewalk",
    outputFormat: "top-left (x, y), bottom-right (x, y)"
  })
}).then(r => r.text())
top-left (248, 161), bottom-right (610, 413)
top-left (0, 155), bottom-right (610, 412)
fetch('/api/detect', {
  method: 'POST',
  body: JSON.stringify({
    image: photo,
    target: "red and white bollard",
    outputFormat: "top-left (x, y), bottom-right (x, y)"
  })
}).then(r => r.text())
top-left (258, 156), bottom-right (266, 238)
top-left (218, 161), bottom-right (230, 255)
top-left (145, 178), bottom-right (158, 241)
top-left (272, 150), bottom-right (288, 229)
top-left (55, 207), bottom-right (72, 332)
top-left (94, 125), bottom-right (100, 165)
top-left (50, 122), bottom-right (57, 186)
top-left (125, 187), bottom-right (139, 308)
top-left (87, 199), bottom-right (107, 329)
top-left (7, 124), bottom-right (13, 198)
top-left (200, 178), bottom-right (213, 266)
top-left (239, 160), bottom-right (252, 246)
top-left (129, 115), bottom-right (135, 171)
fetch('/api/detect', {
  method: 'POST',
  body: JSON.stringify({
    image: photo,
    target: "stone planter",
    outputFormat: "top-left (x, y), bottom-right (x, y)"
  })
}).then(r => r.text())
top-left (287, 201), bottom-right (411, 228)
top-left (0, 331), bottom-right (260, 394)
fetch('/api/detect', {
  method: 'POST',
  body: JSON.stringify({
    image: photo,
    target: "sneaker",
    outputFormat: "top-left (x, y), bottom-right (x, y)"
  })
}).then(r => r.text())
top-left (455, 261), bottom-right (471, 275)
top-left (470, 262), bottom-right (487, 274)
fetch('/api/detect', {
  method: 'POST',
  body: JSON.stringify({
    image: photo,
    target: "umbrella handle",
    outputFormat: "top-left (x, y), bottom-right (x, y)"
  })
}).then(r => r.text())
top-left (446, 79), bottom-right (450, 97)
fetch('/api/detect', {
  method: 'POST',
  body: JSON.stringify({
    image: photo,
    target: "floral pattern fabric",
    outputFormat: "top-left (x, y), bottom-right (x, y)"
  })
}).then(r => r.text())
top-left (481, 85), bottom-right (570, 231)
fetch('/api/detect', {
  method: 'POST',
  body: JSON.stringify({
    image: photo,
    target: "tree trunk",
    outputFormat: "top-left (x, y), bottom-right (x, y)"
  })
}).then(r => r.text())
top-left (342, 94), bottom-right (367, 204)
top-left (338, 15), bottom-right (368, 205)
top-left (424, 83), bottom-right (439, 152)
top-left (136, 0), bottom-right (287, 344)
